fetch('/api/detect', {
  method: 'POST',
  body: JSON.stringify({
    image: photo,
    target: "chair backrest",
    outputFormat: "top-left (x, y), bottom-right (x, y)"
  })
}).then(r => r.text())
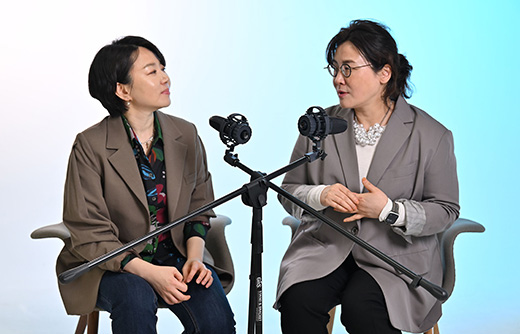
top-left (31, 222), bottom-right (71, 241)
top-left (437, 218), bottom-right (485, 299)
top-left (282, 215), bottom-right (300, 238)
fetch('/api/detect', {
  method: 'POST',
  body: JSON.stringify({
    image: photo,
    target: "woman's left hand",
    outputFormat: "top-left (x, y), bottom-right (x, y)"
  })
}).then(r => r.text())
top-left (343, 177), bottom-right (388, 222)
top-left (182, 259), bottom-right (214, 288)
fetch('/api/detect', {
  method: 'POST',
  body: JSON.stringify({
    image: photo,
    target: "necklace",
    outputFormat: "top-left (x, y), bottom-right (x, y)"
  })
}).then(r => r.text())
top-left (140, 124), bottom-right (155, 153)
top-left (353, 106), bottom-right (391, 146)
top-left (142, 135), bottom-right (154, 146)
top-left (141, 135), bottom-right (154, 152)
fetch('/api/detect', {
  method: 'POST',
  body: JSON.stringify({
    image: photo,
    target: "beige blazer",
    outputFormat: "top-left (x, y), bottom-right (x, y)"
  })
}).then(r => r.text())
top-left (56, 111), bottom-right (233, 315)
top-left (275, 97), bottom-right (460, 333)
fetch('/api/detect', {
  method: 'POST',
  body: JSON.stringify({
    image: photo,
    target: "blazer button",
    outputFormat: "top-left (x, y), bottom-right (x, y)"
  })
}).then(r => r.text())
top-left (351, 226), bottom-right (359, 235)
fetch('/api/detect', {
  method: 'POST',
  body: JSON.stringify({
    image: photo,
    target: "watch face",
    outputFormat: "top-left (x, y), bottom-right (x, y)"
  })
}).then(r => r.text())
top-left (385, 213), bottom-right (399, 225)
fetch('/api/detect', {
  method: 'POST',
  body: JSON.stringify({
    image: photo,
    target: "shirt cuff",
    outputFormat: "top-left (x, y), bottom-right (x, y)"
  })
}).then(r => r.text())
top-left (378, 198), bottom-right (406, 226)
top-left (121, 253), bottom-right (138, 270)
top-left (183, 221), bottom-right (210, 242)
top-left (306, 185), bottom-right (328, 211)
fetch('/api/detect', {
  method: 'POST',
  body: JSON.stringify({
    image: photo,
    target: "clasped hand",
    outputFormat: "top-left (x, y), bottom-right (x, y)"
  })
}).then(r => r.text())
top-left (126, 257), bottom-right (213, 306)
top-left (319, 177), bottom-right (388, 223)
top-left (152, 259), bottom-right (213, 305)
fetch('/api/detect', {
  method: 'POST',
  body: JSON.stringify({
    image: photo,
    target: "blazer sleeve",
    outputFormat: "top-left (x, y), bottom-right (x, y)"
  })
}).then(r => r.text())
top-left (62, 133), bottom-right (131, 272)
top-left (393, 128), bottom-right (460, 239)
top-left (188, 130), bottom-right (216, 223)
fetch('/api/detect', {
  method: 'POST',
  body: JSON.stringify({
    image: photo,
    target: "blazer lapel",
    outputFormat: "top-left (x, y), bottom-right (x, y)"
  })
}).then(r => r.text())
top-left (106, 116), bottom-right (149, 210)
top-left (330, 108), bottom-right (361, 193)
top-left (156, 112), bottom-right (187, 221)
top-left (366, 97), bottom-right (414, 187)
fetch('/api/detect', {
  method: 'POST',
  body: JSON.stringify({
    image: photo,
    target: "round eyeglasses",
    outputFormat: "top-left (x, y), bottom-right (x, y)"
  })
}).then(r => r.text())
top-left (325, 63), bottom-right (372, 78)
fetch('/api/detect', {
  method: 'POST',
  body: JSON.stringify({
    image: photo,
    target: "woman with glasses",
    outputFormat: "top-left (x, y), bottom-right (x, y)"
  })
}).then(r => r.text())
top-left (275, 20), bottom-right (459, 334)
top-left (56, 36), bottom-right (235, 334)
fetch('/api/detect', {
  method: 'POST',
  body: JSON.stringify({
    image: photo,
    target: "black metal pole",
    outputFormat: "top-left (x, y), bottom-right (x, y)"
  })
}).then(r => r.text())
top-left (223, 150), bottom-right (323, 334)
top-left (248, 206), bottom-right (263, 334)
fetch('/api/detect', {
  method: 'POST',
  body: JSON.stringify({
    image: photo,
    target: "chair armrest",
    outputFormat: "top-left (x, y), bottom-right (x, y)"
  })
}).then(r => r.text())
top-left (282, 216), bottom-right (301, 239)
top-left (206, 214), bottom-right (234, 294)
top-left (440, 218), bottom-right (485, 299)
top-left (30, 222), bottom-right (71, 241)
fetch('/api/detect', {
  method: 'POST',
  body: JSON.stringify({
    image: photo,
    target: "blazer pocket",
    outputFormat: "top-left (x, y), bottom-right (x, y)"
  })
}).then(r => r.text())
top-left (378, 161), bottom-right (418, 199)
top-left (382, 160), bottom-right (418, 179)
top-left (386, 236), bottom-right (435, 275)
top-left (390, 248), bottom-right (431, 276)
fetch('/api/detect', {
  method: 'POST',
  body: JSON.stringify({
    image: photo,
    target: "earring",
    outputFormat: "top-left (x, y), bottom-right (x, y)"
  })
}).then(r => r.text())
top-left (126, 101), bottom-right (130, 107)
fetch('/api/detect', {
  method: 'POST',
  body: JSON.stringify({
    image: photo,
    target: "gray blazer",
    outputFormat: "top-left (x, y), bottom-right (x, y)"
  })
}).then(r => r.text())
top-left (275, 97), bottom-right (459, 333)
top-left (56, 111), bottom-right (233, 315)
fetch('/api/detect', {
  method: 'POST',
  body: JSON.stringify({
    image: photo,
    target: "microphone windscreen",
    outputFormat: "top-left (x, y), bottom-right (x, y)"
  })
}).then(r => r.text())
top-left (209, 116), bottom-right (226, 131)
top-left (329, 117), bottom-right (348, 135)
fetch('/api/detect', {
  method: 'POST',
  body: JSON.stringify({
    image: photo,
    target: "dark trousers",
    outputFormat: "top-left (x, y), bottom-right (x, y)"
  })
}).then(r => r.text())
top-left (279, 254), bottom-right (401, 334)
top-left (96, 240), bottom-right (235, 334)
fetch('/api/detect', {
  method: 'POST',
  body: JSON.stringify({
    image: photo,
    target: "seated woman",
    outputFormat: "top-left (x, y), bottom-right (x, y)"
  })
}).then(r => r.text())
top-left (56, 36), bottom-right (235, 334)
top-left (275, 20), bottom-right (459, 334)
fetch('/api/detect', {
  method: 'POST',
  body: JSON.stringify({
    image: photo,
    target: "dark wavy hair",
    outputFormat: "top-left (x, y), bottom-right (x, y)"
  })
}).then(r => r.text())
top-left (326, 20), bottom-right (413, 103)
top-left (88, 36), bottom-right (166, 117)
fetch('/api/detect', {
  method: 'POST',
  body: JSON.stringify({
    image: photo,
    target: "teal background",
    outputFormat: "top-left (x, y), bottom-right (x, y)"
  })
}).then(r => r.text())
top-left (1, 0), bottom-right (519, 333)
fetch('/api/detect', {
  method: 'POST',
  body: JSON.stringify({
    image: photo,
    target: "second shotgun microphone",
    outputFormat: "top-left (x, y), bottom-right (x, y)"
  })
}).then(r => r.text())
top-left (210, 113), bottom-right (252, 148)
top-left (298, 106), bottom-right (348, 141)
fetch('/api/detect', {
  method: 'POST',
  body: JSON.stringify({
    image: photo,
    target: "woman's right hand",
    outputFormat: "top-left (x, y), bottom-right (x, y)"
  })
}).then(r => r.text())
top-left (320, 183), bottom-right (359, 213)
top-left (124, 258), bottom-right (190, 305)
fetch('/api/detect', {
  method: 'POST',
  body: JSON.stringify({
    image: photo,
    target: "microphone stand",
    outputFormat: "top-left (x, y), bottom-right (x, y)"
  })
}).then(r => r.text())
top-left (58, 140), bottom-right (448, 334)
top-left (220, 141), bottom-right (447, 334)
top-left (222, 147), bottom-right (325, 334)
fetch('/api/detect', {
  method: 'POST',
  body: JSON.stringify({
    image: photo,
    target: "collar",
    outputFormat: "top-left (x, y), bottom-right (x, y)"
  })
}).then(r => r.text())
top-left (121, 112), bottom-right (164, 150)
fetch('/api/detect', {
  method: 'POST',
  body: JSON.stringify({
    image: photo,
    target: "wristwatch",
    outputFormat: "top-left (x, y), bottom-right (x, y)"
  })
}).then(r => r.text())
top-left (384, 201), bottom-right (399, 225)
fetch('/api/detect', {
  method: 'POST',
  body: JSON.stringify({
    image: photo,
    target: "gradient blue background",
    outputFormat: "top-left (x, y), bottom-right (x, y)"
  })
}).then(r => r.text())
top-left (1, 1), bottom-right (518, 333)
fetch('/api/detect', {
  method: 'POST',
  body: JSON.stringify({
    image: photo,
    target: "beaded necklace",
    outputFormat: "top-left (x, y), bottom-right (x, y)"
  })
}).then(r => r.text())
top-left (353, 106), bottom-right (391, 146)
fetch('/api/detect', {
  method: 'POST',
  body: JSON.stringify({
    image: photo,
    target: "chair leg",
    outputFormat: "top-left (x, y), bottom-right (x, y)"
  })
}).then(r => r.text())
top-left (424, 322), bottom-right (439, 334)
top-left (86, 311), bottom-right (99, 334)
top-left (326, 307), bottom-right (336, 334)
top-left (75, 315), bottom-right (88, 334)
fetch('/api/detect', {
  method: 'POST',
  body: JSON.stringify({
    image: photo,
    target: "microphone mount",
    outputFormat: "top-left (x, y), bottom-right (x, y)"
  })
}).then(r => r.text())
top-left (210, 113), bottom-right (252, 153)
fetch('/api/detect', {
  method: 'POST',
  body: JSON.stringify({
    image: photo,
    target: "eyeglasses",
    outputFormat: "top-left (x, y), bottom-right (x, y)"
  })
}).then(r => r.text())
top-left (325, 63), bottom-right (372, 78)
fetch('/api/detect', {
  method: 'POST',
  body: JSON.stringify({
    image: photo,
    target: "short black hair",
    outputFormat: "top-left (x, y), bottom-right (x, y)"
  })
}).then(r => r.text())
top-left (326, 20), bottom-right (413, 103)
top-left (88, 36), bottom-right (166, 117)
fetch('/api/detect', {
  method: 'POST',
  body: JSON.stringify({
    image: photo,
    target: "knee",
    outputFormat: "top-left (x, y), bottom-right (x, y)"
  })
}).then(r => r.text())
top-left (201, 312), bottom-right (235, 334)
top-left (185, 282), bottom-right (235, 334)
top-left (340, 297), bottom-right (393, 333)
top-left (123, 288), bottom-right (157, 315)
top-left (196, 298), bottom-right (235, 334)
top-left (279, 288), bottom-right (332, 332)
top-left (101, 273), bottom-right (158, 315)
top-left (280, 286), bottom-right (326, 315)
top-left (341, 301), bottom-right (368, 328)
